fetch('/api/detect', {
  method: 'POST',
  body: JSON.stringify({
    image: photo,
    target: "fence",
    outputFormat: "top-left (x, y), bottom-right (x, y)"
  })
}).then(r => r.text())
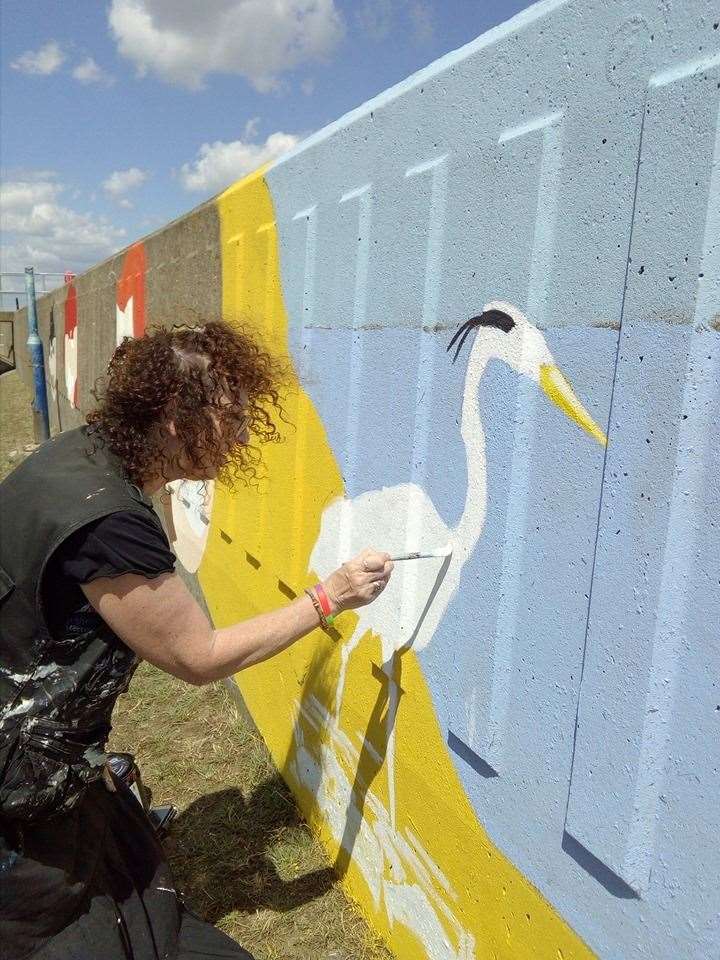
top-left (0, 272), bottom-right (72, 312)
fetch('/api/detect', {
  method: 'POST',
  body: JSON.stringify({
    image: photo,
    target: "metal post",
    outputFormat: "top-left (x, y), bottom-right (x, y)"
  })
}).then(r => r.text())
top-left (24, 266), bottom-right (50, 443)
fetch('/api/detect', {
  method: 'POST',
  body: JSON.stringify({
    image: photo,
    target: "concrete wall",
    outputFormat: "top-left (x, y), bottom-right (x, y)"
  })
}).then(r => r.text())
top-left (12, 1), bottom-right (719, 957)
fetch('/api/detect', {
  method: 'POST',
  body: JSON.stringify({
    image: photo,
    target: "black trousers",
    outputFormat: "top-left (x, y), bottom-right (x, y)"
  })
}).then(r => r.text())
top-left (0, 779), bottom-right (253, 960)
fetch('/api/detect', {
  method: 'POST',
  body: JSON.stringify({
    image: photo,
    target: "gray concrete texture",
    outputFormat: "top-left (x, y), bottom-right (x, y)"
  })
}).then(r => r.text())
top-left (9, 198), bottom-right (221, 436)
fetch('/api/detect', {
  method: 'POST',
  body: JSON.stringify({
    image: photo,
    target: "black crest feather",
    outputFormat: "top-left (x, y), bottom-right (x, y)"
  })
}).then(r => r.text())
top-left (446, 309), bottom-right (515, 363)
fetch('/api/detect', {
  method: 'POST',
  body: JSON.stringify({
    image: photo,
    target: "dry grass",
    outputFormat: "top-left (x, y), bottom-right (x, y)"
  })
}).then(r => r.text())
top-left (0, 370), bottom-right (36, 480)
top-left (110, 665), bottom-right (394, 960)
top-left (1, 368), bottom-right (394, 960)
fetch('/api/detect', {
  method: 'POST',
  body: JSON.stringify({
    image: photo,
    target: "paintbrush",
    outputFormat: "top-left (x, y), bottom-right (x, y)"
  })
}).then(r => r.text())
top-left (389, 544), bottom-right (453, 561)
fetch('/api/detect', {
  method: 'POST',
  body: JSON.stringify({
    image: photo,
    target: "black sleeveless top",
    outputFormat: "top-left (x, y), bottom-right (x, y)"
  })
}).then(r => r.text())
top-left (0, 426), bottom-right (174, 821)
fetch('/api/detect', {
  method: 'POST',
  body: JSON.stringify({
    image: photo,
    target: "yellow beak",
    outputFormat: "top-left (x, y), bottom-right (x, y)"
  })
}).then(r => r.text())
top-left (539, 364), bottom-right (607, 447)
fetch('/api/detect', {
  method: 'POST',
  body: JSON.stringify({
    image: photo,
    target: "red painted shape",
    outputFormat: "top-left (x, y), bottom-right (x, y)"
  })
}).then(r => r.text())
top-left (64, 283), bottom-right (77, 337)
top-left (116, 242), bottom-right (147, 339)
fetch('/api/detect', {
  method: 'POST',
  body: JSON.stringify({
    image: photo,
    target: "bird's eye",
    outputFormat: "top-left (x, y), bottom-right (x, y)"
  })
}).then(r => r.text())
top-left (447, 309), bottom-right (515, 362)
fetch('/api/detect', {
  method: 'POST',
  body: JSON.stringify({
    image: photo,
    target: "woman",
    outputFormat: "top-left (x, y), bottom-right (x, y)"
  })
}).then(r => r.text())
top-left (0, 321), bottom-right (394, 960)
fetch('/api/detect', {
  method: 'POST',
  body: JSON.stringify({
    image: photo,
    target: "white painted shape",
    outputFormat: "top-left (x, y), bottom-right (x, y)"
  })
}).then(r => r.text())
top-left (335, 184), bottom-right (372, 563)
top-left (116, 295), bottom-right (134, 345)
top-left (64, 331), bottom-right (78, 408)
top-left (48, 336), bottom-right (57, 400)
top-left (168, 479), bottom-right (215, 573)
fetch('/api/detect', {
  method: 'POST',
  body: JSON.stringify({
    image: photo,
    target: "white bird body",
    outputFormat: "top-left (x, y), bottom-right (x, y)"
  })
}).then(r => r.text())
top-left (310, 481), bottom-right (454, 649)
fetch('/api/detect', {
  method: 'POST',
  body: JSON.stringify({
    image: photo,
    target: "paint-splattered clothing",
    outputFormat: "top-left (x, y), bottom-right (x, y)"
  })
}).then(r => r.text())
top-left (0, 426), bottom-right (169, 822)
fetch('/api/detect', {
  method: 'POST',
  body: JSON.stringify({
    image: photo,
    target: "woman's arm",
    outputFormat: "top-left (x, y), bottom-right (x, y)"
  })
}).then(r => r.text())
top-left (81, 549), bottom-right (393, 685)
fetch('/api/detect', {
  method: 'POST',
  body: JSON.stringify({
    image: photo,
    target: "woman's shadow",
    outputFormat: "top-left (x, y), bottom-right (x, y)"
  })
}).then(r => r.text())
top-left (164, 777), bottom-right (335, 923)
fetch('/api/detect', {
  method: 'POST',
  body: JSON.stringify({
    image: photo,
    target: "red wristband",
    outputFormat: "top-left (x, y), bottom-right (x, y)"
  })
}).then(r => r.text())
top-left (314, 583), bottom-right (335, 622)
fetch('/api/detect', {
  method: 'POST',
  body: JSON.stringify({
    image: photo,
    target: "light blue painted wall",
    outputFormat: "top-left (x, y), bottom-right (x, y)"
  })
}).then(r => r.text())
top-left (267, 1), bottom-right (719, 957)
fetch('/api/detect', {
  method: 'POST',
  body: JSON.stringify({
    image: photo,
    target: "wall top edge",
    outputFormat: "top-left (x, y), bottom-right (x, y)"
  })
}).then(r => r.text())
top-left (269, 0), bottom-right (566, 170)
top-left (10, 194), bottom-right (218, 318)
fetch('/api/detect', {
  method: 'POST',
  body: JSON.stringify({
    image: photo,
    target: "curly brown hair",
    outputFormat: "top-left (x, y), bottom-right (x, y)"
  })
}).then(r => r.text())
top-left (87, 321), bottom-right (289, 488)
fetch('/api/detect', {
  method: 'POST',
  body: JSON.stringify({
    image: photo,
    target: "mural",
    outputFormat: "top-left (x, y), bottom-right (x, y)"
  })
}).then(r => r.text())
top-left (116, 242), bottom-right (146, 345)
top-left (193, 169), bottom-right (596, 960)
top-left (30, 3), bottom-right (719, 958)
top-left (63, 282), bottom-right (78, 409)
top-left (310, 302), bottom-right (607, 834)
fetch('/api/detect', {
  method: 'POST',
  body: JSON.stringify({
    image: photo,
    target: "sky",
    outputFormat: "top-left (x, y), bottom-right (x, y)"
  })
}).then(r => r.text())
top-left (1, 0), bottom-right (532, 279)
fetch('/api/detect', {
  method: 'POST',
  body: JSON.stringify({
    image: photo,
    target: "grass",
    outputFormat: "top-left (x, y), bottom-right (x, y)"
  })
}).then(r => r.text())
top-left (1, 367), bottom-right (394, 960)
top-left (109, 668), bottom-right (393, 960)
top-left (0, 370), bottom-right (36, 480)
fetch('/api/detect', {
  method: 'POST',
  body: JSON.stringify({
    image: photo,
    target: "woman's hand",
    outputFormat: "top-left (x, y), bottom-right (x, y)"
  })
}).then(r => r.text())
top-left (322, 548), bottom-right (394, 614)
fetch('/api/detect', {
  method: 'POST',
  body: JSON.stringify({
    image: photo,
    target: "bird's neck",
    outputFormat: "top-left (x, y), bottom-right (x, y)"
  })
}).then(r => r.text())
top-left (454, 344), bottom-right (490, 556)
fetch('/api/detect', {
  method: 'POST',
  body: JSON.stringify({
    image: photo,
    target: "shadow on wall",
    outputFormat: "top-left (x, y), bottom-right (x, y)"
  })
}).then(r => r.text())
top-left (292, 638), bottom-right (397, 882)
top-left (166, 779), bottom-right (334, 923)
top-left (283, 549), bottom-right (457, 882)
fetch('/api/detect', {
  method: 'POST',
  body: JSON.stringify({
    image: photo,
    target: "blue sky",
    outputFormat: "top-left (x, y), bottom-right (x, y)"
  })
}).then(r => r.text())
top-left (1, 0), bottom-right (532, 276)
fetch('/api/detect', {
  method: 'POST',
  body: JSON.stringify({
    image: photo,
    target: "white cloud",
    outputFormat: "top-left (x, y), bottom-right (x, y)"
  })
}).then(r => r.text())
top-left (179, 132), bottom-right (299, 195)
top-left (0, 180), bottom-right (62, 211)
top-left (72, 57), bottom-right (115, 85)
top-left (11, 40), bottom-right (66, 76)
top-left (301, 77), bottom-right (315, 96)
top-left (0, 175), bottom-right (126, 274)
top-left (103, 167), bottom-right (149, 197)
top-left (108, 0), bottom-right (345, 91)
